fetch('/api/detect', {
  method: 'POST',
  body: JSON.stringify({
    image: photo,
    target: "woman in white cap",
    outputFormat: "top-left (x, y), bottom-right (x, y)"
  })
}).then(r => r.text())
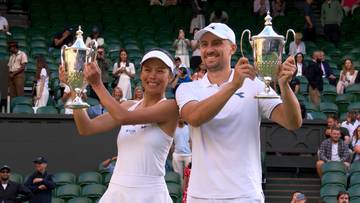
top-left (72, 48), bottom-right (178, 203)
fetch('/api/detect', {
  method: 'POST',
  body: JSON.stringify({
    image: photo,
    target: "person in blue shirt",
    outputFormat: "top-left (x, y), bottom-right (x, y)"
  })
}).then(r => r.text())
top-left (171, 66), bottom-right (192, 90)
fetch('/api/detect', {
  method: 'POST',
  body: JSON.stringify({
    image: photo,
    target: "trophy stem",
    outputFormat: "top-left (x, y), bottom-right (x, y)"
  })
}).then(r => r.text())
top-left (66, 88), bottom-right (90, 109)
top-left (254, 77), bottom-right (280, 99)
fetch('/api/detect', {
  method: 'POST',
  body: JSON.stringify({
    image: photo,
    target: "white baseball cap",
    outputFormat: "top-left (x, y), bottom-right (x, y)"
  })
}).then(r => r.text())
top-left (194, 23), bottom-right (236, 44)
top-left (140, 49), bottom-right (175, 73)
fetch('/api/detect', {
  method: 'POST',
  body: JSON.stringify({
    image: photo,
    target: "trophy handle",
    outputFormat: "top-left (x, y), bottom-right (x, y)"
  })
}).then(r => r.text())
top-left (60, 45), bottom-right (67, 67)
top-left (284, 29), bottom-right (296, 45)
top-left (88, 40), bottom-right (98, 63)
top-left (240, 29), bottom-right (252, 57)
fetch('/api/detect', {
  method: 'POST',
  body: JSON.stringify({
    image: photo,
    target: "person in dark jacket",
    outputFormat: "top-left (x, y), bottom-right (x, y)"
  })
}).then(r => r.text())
top-left (0, 165), bottom-right (33, 203)
top-left (305, 51), bottom-right (323, 107)
top-left (24, 157), bottom-right (55, 203)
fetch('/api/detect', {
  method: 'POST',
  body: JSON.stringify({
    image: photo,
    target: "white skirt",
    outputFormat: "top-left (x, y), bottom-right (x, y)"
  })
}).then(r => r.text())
top-left (99, 182), bottom-right (173, 203)
top-left (35, 86), bottom-right (49, 107)
top-left (117, 77), bottom-right (132, 100)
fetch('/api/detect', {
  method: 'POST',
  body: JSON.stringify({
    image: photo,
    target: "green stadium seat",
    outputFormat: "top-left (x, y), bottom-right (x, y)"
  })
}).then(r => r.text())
top-left (103, 173), bottom-right (111, 186)
top-left (51, 198), bottom-right (65, 203)
top-left (165, 172), bottom-right (181, 184)
top-left (53, 172), bottom-right (76, 186)
top-left (12, 105), bottom-right (34, 114)
top-left (68, 197), bottom-right (92, 203)
top-left (166, 182), bottom-right (182, 203)
top-left (350, 173), bottom-right (360, 187)
top-left (56, 184), bottom-right (81, 199)
top-left (321, 162), bottom-right (347, 175)
top-left (304, 101), bottom-right (319, 113)
top-left (322, 196), bottom-right (338, 203)
top-left (350, 162), bottom-right (360, 175)
top-left (81, 184), bottom-right (106, 199)
top-left (10, 96), bottom-right (33, 110)
top-left (10, 173), bottom-right (23, 184)
top-left (321, 172), bottom-right (347, 187)
top-left (86, 97), bottom-right (99, 106)
top-left (346, 84), bottom-right (360, 101)
top-left (319, 102), bottom-right (338, 116)
top-left (309, 112), bottom-right (327, 120)
top-left (320, 184), bottom-right (346, 198)
top-left (349, 185), bottom-right (360, 199)
top-left (78, 172), bottom-right (102, 186)
top-left (348, 102), bottom-right (360, 112)
top-left (296, 94), bottom-right (306, 103)
top-left (336, 94), bottom-right (353, 114)
top-left (36, 106), bottom-right (58, 114)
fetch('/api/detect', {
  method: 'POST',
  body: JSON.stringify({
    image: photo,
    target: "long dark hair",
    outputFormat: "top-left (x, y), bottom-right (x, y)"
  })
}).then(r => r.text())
top-left (35, 55), bottom-right (49, 80)
top-left (294, 52), bottom-right (304, 76)
top-left (118, 48), bottom-right (129, 67)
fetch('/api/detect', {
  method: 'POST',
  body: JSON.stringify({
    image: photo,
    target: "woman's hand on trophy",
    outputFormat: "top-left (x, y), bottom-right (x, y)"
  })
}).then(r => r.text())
top-left (84, 62), bottom-right (103, 88)
top-left (278, 56), bottom-right (296, 87)
top-left (231, 57), bottom-right (257, 89)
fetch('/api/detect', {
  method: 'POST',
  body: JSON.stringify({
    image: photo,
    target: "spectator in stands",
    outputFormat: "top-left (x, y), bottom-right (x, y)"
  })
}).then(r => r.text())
top-left (326, 115), bottom-right (350, 144)
top-left (316, 127), bottom-right (350, 177)
top-left (190, 0), bottom-right (206, 35)
top-left (289, 71), bottom-right (300, 94)
top-left (254, 0), bottom-right (270, 16)
top-left (209, 9), bottom-right (229, 24)
top-left (295, 53), bottom-right (307, 77)
top-left (102, 156), bottom-right (117, 174)
top-left (337, 191), bottom-right (350, 203)
top-left (0, 12), bottom-right (9, 34)
top-left (149, 0), bottom-right (162, 6)
top-left (305, 51), bottom-right (323, 107)
top-left (7, 40), bottom-right (28, 98)
top-left (24, 157), bottom-right (55, 203)
top-left (173, 29), bottom-right (191, 68)
top-left (341, 111), bottom-right (359, 137)
top-left (190, 28), bottom-right (202, 72)
top-left (171, 65), bottom-right (192, 89)
top-left (172, 118), bottom-right (191, 184)
top-left (191, 63), bottom-right (207, 81)
top-left (182, 162), bottom-right (191, 203)
top-left (351, 126), bottom-right (360, 163)
top-left (0, 165), bottom-right (32, 202)
top-left (33, 56), bottom-right (49, 108)
top-left (321, 0), bottom-right (343, 48)
top-left (52, 27), bottom-right (74, 49)
top-left (341, 0), bottom-right (360, 16)
top-left (304, 0), bottom-right (316, 41)
top-left (290, 191), bottom-right (307, 203)
top-left (337, 58), bottom-right (358, 94)
top-left (133, 86), bottom-right (143, 101)
top-left (319, 51), bottom-right (336, 86)
top-left (112, 87), bottom-right (126, 104)
top-left (271, 0), bottom-right (286, 17)
top-left (173, 57), bottom-right (191, 77)
top-left (112, 49), bottom-right (135, 100)
top-left (85, 26), bottom-right (104, 48)
top-left (90, 46), bottom-right (111, 98)
top-left (289, 33), bottom-right (306, 56)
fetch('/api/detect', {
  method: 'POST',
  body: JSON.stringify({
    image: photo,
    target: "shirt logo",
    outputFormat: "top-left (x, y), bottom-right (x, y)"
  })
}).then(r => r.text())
top-left (210, 26), bottom-right (216, 30)
top-left (235, 92), bottom-right (244, 98)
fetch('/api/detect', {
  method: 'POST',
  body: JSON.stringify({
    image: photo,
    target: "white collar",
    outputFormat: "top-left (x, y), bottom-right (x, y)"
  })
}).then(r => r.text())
top-left (199, 69), bottom-right (234, 88)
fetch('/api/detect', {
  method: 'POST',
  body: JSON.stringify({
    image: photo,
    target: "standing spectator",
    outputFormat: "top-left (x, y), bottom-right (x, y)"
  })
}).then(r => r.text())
top-left (0, 12), bottom-right (9, 34)
top-left (90, 46), bottom-right (111, 98)
top-left (112, 49), bottom-right (135, 100)
top-left (102, 156), bottom-right (117, 175)
top-left (304, 0), bottom-right (316, 41)
top-left (337, 58), bottom-right (358, 94)
top-left (7, 41), bottom-right (28, 98)
top-left (190, 28), bottom-right (202, 71)
top-left (289, 33), bottom-right (306, 56)
top-left (25, 157), bottom-right (55, 203)
top-left (85, 26), bottom-right (104, 48)
top-left (305, 51), bottom-right (323, 107)
top-left (0, 165), bottom-right (33, 203)
top-left (295, 53), bottom-right (307, 77)
top-left (337, 191), bottom-right (350, 203)
top-left (327, 115), bottom-right (351, 144)
top-left (133, 86), bottom-right (143, 101)
top-left (319, 51), bottom-right (337, 86)
top-left (341, 0), bottom-right (360, 16)
top-left (172, 119), bottom-right (192, 184)
top-left (189, 0), bottom-right (206, 35)
top-left (351, 126), bottom-right (360, 162)
top-left (341, 111), bottom-right (359, 140)
top-left (321, 0), bottom-right (343, 48)
top-left (173, 29), bottom-right (191, 68)
top-left (254, 0), bottom-right (270, 16)
top-left (182, 162), bottom-right (191, 203)
top-left (52, 27), bottom-right (74, 49)
top-left (209, 9), bottom-right (229, 24)
top-left (272, 0), bottom-right (286, 17)
top-left (316, 127), bottom-right (350, 177)
top-left (33, 56), bottom-right (49, 108)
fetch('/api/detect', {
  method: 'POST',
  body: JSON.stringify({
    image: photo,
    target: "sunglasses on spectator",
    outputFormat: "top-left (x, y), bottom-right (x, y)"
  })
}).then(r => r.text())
top-left (0, 170), bottom-right (10, 174)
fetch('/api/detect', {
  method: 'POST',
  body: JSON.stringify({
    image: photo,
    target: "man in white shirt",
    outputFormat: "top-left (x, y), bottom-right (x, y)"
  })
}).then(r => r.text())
top-left (176, 23), bottom-right (302, 202)
top-left (341, 111), bottom-right (359, 138)
top-left (288, 33), bottom-right (306, 56)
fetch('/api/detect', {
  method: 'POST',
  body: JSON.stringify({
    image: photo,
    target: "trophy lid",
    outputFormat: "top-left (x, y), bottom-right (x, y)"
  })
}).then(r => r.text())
top-left (70, 26), bottom-right (88, 50)
top-left (252, 11), bottom-right (284, 40)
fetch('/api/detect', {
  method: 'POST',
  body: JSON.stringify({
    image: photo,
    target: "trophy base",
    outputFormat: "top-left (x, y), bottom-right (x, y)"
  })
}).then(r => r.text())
top-left (254, 92), bottom-right (280, 99)
top-left (65, 96), bottom-right (90, 109)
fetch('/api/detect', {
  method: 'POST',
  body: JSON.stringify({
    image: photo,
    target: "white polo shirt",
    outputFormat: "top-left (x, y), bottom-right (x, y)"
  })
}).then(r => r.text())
top-left (176, 70), bottom-right (282, 199)
top-left (8, 50), bottom-right (28, 72)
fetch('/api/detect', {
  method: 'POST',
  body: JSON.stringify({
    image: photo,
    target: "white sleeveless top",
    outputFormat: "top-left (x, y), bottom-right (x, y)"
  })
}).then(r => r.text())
top-left (110, 99), bottom-right (173, 187)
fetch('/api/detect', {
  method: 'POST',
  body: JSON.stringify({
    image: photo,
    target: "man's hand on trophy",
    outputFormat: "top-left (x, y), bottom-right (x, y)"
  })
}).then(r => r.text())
top-left (84, 62), bottom-right (103, 88)
top-left (278, 56), bottom-right (296, 87)
top-left (231, 57), bottom-right (257, 89)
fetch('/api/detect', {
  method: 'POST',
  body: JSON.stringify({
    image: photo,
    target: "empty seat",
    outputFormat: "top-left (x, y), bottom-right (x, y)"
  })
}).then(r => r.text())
top-left (319, 102), bottom-right (338, 116)
top-left (321, 172), bottom-right (347, 187)
top-left (67, 197), bottom-right (92, 203)
top-left (81, 184), bottom-right (106, 199)
top-left (308, 112), bottom-right (327, 120)
top-left (351, 162), bottom-right (360, 175)
top-left (348, 102), bottom-right (360, 112)
top-left (53, 172), bottom-right (76, 186)
top-left (56, 184), bottom-right (81, 199)
top-left (350, 173), bottom-right (360, 187)
top-left (321, 162), bottom-right (347, 175)
top-left (12, 105), bottom-right (34, 114)
top-left (10, 96), bottom-right (33, 109)
top-left (78, 172), bottom-right (102, 186)
top-left (36, 106), bottom-right (58, 114)
top-left (320, 184), bottom-right (346, 198)
top-left (51, 197), bottom-right (65, 203)
top-left (348, 185), bottom-right (360, 199)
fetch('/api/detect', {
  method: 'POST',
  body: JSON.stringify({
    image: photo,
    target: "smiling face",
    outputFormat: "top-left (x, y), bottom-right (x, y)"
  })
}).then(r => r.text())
top-left (344, 59), bottom-right (353, 71)
top-left (140, 58), bottom-right (171, 95)
top-left (119, 50), bottom-right (128, 62)
top-left (199, 32), bottom-right (236, 72)
top-left (0, 170), bottom-right (10, 181)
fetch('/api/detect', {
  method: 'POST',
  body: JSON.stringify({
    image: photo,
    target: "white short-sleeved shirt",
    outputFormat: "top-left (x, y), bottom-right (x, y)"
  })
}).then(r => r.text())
top-left (0, 16), bottom-right (8, 31)
top-left (112, 62), bottom-right (135, 80)
top-left (176, 70), bottom-right (282, 199)
top-left (341, 120), bottom-right (359, 138)
top-left (331, 143), bottom-right (340, 161)
top-left (8, 50), bottom-right (28, 72)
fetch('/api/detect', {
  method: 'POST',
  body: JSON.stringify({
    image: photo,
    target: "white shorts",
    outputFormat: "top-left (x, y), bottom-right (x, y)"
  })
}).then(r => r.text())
top-left (187, 196), bottom-right (264, 203)
top-left (99, 182), bottom-right (173, 203)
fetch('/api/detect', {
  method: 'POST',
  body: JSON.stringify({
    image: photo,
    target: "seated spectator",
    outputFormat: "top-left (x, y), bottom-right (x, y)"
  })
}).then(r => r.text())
top-left (112, 49), bottom-right (135, 100)
top-left (290, 191), bottom-right (307, 203)
top-left (209, 9), bottom-right (229, 24)
top-left (173, 57), bottom-right (191, 77)
top-left (337, 191), bottom-right (350, 203)
top-left (52, 27), bottom-right (74, 49)
top-left (271, 0), bottom-right (286, 17)
top-left (191, 63), bottom-right (207, 81)
top-left (305, 51), bottom-right (323, 107)
top-left (190, 28), bottom-right (201, 71)
top-left (171, 65), bottom-right (192, 89)
top-left (337, 58), bottom-right (358, 94)
top-left (112, 87), bottom-right (126, 103)
top-left (319, 51), bottom-right (337, 86)
top-left (316, 127), bottom-right (350, 177)
top-left (0, 165), bottom-right (32, 202)
top-left (327, 115), bottom-right (351, 144)
top-left (133, 86), bottom-right (144, 101)
top-left (0, 12), bottom-right (9, 34)
top-left (289, 33), bottom-right (306, 56)
top-left (253, 0), bottom-right (270, 16)
top-left (182, 162), bottom-right (191, 203)
top-left (295, 53), bottom-right (307, 77)
top-left (341, 0), bottom-right (359, 16)
top-left (102, 156), bottom-right (117, 175)
top-left (351, 126), bottom-right (360, 163)
top-left (173, 29), bottom-right (191, 68)
top-left (321, 0), bottom-right (343, 48)
top-left (33, 56), bottom-right (49, 109)
top-left (85, 27), bottom-right (104, 48)
top-left (25, 157), bottom-right (55, 203)
top-left (341, 111), bottom-right (359, 137)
